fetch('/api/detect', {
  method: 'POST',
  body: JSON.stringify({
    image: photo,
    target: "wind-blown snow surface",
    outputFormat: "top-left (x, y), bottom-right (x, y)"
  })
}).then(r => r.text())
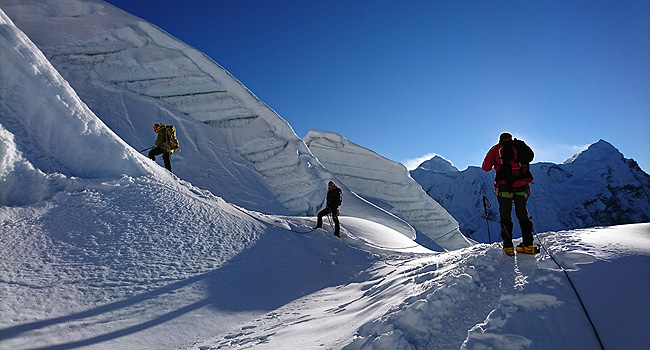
top-left (0, 0), bottom-right (421, 240)
top-left (2, 2), bottom-right (650, 350)
top-left (3, 190), bottom-right (650, 350)
top-left (304, 130), bottom-right (471, 251)
top-left (0, 0), bottom-right (329, 215)
top-left (0, 5), bottom-right (154, 206)
top-left (412, 142), bottom-right (650, 243)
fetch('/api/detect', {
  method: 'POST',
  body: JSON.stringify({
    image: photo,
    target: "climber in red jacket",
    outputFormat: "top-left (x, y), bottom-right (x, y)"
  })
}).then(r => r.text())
top-left (483, 132), bottom-right (536, 256)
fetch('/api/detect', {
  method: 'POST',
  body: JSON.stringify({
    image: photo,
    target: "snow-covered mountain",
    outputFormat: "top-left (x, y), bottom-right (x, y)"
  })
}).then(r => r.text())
top-left (411, 140), bottom-right (650, 242)
top-left (304, 130), bottom-right (471, 250)
top-left (0, 0), bottom-right (328, 215)
top-left (0, 0), bottom-right (424, 241)
top-left (0, 5), bottom-right (420, 349)
top-left (1, 0), bottom-right (293, 212)
top-left (2, 1), bottom-right (650, 350)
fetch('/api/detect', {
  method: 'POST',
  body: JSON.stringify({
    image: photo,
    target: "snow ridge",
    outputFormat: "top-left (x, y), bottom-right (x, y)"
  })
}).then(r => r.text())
top-left (2, 2), bottom-right (650, 350)
top-left (1, 0), bottom-right (329, 215)
top-left (0, 7), bottom-right (154, 206)
top-left (304, 130), bottom-right (471, 250)
top-left (412, 139), bottom-right (650, 242)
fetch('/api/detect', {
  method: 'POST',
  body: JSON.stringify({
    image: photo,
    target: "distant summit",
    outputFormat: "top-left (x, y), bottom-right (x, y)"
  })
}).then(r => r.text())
top-left (564, 139), bottom-right (624, 165)
top-left (415, 155), bottom-right (459, 173)
top-left (412, 139), bottom-right (650, 242)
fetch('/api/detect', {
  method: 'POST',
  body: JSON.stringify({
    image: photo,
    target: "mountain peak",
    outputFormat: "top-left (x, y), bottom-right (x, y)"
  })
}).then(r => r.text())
top-left (416, 155), bottom-right (459, 173)
top-left (564, 139), bottom-right (623, 165)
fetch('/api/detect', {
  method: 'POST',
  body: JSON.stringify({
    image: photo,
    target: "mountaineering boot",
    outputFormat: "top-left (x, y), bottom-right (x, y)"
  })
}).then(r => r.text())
top-left (516, 243), bottom-right (539, 254)
top-left (503, 246), bottom-right (515, 256)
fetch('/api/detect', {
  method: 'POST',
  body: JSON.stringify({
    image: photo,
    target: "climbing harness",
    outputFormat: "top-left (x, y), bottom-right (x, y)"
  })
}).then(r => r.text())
top-left (497, 191), bottom-right (528, 199)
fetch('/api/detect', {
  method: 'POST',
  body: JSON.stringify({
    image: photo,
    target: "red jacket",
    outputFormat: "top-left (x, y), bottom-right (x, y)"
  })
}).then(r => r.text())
top-left (482, 137), bottom-right (533, 189)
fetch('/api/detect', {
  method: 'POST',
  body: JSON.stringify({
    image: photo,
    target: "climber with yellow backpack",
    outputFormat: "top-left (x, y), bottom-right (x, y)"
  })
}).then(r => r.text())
top-left (148, 123), bottom-right (179, 172)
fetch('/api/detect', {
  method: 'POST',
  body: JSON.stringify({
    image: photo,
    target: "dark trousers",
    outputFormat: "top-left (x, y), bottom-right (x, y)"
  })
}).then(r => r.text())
top-left (148, 147), bottom-right (172, 172)
top-left (498, 193), bottom-right (533, 247)
top-left (317, 207), bottom-right (339, 236)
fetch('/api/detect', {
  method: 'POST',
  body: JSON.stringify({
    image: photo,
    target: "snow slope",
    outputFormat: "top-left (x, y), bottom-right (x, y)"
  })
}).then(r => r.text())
top-left (412, 142), bottom-right (650, 243)
top-left (0, 0), bottom-right (423, 241)
top-left (345, 224), bottom-right (650, 350)
top-left (304, 130), bottom-right (471, 251)
top-left (2, 2), bottom-right (650, 350)
top-left (0, 7), bottom-right (420, 349)
top-left (0, 0), bottom-right (330, 215)
top-left (0, 4), bottom-right (155, 206)
top-left (3, 185), bottom-right (649, 349)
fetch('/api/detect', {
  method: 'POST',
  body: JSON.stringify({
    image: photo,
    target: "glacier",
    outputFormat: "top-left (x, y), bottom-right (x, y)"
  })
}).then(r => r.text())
top-left (0, 0), bottom-right (331, 215)
top-left (0, 0), bottom-right (430, 242)
top-left (304, 130), bottom-right (471, 250)
top-left (1, 1), bottom-right (650, 350)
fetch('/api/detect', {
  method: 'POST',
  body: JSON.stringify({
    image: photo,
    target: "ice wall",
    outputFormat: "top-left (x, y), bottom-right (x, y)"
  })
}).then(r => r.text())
top-left (0, 7), bottom-right (156, 205)
top-left (1, 0), bottom-right (328, 215)
top-left (304, 130), bottom-right (471, 250)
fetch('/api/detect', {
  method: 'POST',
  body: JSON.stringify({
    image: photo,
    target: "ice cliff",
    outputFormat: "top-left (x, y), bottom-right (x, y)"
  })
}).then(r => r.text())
top-left (1, 0), bottom-right (420, 242)
top-left (0, 7), bottom-right (158, 205)
top-left (304, 130), bottom-right (471, 250)
top-left (1, 0), bottom-right (328, 215)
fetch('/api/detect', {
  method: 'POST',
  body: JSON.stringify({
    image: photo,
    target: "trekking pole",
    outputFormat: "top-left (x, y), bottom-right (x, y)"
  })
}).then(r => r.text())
top-left (139, 146), bottom-right (155, 153)
top-left (326, 212), bottom-right (333, 230)
top-left (482, 195), bottom-right (492, 244)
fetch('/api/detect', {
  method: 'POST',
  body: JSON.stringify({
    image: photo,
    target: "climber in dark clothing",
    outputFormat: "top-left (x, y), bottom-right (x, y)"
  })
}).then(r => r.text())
top-left (315, 181), bottom-right (342, 237)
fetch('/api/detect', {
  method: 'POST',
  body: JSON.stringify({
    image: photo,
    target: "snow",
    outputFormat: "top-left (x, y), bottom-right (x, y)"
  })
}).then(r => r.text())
top-left (1, 1), bottom-right (650, 350)
top-left (0, 0), bottom-right (434, 242)
top-left (0, 6), bottom-right (155, 206)
top-left (412, 140), bottom-right (650, 243)
top-left (343, 225), bottom-right (650, 350)
top-left (304, 130), bottom-right (471, 251)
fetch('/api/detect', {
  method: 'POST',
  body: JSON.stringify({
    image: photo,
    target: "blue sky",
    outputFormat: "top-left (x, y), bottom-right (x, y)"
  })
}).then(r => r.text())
top-left (105, 0), bottom-right (649, 172)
